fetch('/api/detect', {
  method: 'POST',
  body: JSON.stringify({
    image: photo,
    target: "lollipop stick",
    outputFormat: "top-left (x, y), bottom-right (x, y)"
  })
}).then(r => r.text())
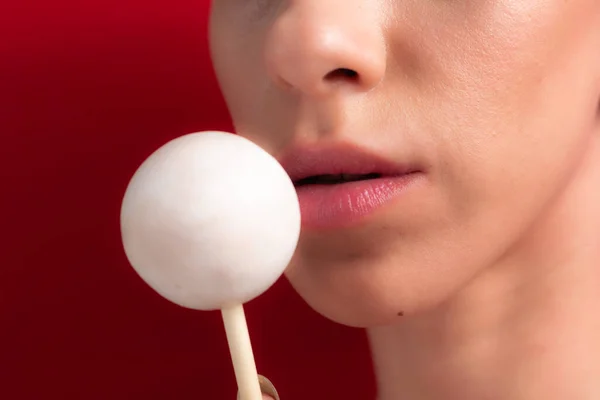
top-left (221, 303), bottom-right (262, 400)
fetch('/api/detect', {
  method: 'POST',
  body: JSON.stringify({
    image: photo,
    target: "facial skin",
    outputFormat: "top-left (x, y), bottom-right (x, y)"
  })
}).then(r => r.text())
top-left (210, 1), bottom-right (600, 398)
top-left (209, 0), bottom-right (600, 327)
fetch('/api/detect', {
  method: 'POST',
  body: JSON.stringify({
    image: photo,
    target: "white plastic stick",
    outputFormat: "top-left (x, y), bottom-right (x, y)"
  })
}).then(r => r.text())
top-left (221, 303), bottom-right (262, 400)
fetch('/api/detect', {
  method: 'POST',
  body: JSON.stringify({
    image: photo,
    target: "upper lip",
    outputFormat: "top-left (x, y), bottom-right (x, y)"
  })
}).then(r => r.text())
top-left (277, 142), bottom-right (419, 185)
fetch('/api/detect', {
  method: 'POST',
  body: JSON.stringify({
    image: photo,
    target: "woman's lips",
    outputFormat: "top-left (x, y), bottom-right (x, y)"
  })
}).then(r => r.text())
top-left (278, 142), bottom-right (422, 230)
top-left (294, 173), bottom-right (421, 229)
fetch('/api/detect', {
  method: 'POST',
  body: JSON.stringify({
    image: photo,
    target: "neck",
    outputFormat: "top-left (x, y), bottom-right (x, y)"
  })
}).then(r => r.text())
top-left (367, 135), bottom-right (600, 400)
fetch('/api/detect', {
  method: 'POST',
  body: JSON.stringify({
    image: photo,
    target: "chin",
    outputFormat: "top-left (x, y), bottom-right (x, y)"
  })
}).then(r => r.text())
top-left (282, 222), bottom-right (506, 328)
top-left (286, 280), bottom-right (401, 328)
top-left (283, 254), bottom-right (462, 328)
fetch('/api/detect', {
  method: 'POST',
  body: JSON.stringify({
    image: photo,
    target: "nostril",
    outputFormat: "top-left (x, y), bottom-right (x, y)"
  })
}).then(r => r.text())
top-left (325, 68), bottom-right (359, 81)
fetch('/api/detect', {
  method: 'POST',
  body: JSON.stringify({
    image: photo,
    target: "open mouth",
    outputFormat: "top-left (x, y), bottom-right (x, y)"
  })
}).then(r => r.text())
top-left (294, 173), bottom-right (382, 187)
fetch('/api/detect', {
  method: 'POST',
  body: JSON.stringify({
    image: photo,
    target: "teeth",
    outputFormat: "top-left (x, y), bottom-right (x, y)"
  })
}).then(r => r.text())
top-left (315, 173), bottom-right (377, 183)
top-left (321, 174), bottom-right (369, 182)
top-left (341, 174), bottom-right (365, 181)
top-left (314, 174), bottom-right (343, 183)
top-left (295, 173), bottom-right (381, 186)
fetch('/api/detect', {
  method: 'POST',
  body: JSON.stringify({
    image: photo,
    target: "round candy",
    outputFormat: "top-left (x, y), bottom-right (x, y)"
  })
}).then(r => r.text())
top-left (120, 131), bottom-right (301, 311)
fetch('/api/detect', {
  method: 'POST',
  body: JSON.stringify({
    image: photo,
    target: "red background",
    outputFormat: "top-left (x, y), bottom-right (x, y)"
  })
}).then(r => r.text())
top-left (0, 1), bottom-right (375, 399)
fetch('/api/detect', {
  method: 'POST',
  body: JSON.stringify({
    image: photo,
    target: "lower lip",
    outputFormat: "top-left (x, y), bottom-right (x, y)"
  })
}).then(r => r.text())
top-left (295, 173), bottom-right (421, 230)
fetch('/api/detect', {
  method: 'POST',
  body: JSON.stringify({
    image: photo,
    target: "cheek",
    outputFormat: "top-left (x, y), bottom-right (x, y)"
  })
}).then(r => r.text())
top-left (209, 12), bottom-right (267, 125)
top-left (209, 27), bottom-right (295, 151)
top-left (423, 0), bottom-right (600, 227)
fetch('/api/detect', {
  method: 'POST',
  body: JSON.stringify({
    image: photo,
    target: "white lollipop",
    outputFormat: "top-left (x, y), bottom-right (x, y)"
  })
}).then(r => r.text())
top-left (120, 131), bottom-right (300, 400)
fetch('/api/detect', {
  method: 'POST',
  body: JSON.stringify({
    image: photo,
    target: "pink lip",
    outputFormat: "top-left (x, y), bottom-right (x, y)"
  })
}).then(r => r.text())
top-left (278, 143), bottom-right (422, 230)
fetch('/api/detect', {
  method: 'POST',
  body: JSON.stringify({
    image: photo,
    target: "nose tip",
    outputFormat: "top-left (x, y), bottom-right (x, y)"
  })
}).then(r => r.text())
top-left (264, 11), bottom-right (386, 97)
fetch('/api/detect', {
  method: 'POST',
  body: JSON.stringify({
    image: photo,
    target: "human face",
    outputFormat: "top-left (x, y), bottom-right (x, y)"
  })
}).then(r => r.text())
top-left (209, 0), bottom-right (600, 327)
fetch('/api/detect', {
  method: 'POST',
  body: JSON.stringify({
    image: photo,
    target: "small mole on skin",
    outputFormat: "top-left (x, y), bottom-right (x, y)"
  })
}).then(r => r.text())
top-left (397, 311), bottom-right (404, 316)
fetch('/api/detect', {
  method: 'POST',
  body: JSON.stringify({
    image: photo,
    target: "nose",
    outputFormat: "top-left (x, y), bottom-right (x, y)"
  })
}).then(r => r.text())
top-left (264, 2), bottom-right (386, 97)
